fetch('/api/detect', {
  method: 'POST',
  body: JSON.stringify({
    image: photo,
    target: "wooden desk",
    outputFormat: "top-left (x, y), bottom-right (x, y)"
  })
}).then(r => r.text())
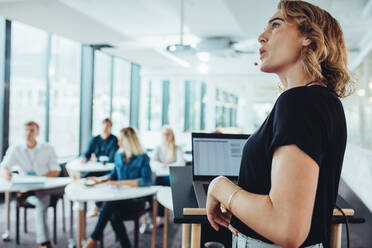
top-left (170, 166), bottom-right (365, 248)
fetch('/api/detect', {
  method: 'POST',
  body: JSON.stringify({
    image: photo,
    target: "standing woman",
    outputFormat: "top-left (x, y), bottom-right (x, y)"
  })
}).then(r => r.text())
top-left (84, 127), bottom-right (153, 248)
top-left (206, 1), bottom-right (353, 248)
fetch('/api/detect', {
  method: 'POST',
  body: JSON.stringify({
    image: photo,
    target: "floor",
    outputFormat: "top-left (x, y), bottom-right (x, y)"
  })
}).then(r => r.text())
top-left (0, 178), bottom-right (370, 248)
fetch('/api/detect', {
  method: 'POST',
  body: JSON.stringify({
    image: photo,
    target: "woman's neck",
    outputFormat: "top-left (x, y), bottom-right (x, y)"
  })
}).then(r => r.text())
top-left (277, 62), bottom-right (315, 90)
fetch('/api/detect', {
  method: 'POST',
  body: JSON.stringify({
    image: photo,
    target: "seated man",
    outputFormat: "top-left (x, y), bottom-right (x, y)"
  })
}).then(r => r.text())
top-left (81, 118), bottom-right (119, 217)
top-left (0, 121), bottom-right (60, 248)
top-left (81, 118), bottom-right (118, 164)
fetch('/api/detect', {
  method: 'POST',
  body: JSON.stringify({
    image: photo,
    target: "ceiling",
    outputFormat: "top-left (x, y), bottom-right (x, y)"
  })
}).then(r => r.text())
top-left (0, 0), bottom-right (371, 95)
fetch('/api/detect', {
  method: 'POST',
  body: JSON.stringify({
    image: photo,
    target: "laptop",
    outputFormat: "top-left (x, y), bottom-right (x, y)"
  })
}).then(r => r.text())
top-left (192, 133), bottom-right (250, 208)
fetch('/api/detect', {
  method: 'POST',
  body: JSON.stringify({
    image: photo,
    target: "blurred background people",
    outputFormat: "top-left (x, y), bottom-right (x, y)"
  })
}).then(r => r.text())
top-left (83, 126), bottom-right (153, 248)
top-left (81, 118), bottom-right (118, 164)
top-left (0, 121), bottom-right (60, 248)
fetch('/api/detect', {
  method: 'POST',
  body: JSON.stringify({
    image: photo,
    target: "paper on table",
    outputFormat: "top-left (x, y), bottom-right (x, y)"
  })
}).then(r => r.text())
top-left (11, 175), bottom-right (46, 185)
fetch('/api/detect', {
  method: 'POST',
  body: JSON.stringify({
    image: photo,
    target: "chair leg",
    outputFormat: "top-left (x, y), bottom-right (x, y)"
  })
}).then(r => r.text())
top-left (16, 205), bottom-right (20, 245)
top-left (134, 218), bottom-right (139, 248)
top-left (53, 206), bottom-right (57, 244)
top-left (24, 208), bottom-right (28, 233)
top-left (62, 197), bottom-right (66, 233)
top-left (70, 200), bottom-right (74, 239)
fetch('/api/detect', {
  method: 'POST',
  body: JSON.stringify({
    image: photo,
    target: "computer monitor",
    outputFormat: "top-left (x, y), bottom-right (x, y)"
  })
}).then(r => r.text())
top-left (192, 133), bottom-right (250, 180)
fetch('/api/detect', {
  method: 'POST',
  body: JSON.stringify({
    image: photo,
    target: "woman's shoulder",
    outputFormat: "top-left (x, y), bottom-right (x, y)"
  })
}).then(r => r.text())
top-left (137, 153), bottom-right (150, 160)
top-left (276, 85), bottom-right (336, 110)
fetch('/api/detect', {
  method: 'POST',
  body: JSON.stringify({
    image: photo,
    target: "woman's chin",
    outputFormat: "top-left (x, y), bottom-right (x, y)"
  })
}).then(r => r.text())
top-left (259, 62), bottom-right (275, 73)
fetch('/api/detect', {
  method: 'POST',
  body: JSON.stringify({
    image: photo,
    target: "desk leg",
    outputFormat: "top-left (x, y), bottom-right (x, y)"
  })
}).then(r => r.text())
top-left (182, 224), bottom-right (190, 248)
top-left (163, 208), bottom-right (169, 248)
top-left (77, 203), bottom-right (86, 248)
top-left (68, 200), bottom-right (75, 248)
top-left (191, 224), bottom-right (201, 248)
top-left (1, 192), bottom-right (11, 241)
top-left (151, 198), bottom-right (158, 248)
top-left (330, 224), bottom-right (342, 248)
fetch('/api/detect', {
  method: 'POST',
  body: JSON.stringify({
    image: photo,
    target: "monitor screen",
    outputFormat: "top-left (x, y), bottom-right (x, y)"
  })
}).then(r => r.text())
top-left (192, 135), bottom-right (248, 177)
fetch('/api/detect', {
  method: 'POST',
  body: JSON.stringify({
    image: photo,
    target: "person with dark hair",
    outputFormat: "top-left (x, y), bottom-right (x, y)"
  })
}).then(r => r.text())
top-left (81, 118), bottom-right (118, 164)
top-left (206, 1), bottom-right (353, 247)
top-left (82, 118), bottom-right (119, 217)
top-left (0, 121), bottom-right (60, 248)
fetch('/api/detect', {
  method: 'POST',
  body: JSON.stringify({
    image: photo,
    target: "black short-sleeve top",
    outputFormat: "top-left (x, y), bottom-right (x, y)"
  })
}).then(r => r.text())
top-left (230, 85), bottom-right (347, 247)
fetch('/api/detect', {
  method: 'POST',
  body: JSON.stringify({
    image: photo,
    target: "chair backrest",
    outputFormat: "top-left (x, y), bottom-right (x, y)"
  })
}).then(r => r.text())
top-left (151, 171), bottom-right (156, 185)
top-left (59, 162), bottom-right (69, 177)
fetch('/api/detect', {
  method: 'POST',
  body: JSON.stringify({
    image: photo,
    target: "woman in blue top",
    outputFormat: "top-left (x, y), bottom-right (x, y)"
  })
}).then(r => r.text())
top-left (84, 126), bottom-right (152, 248)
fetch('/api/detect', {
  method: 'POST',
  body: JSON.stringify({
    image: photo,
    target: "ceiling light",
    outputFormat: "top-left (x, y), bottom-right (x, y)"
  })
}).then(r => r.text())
top-left (369, 97), bottom-right (372, 103)
top-left (197, 52), bottom-right (210, 62)
top-left (198, 64), bottom-right (209, 74)
top-left (357, 89), bottom-right (366, 96)
top-left (369, 82), bottom-right (372, 90)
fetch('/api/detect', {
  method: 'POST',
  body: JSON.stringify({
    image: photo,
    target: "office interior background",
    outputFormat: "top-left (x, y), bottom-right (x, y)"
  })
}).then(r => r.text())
top-left (0, 0), bottom-right (372, 247)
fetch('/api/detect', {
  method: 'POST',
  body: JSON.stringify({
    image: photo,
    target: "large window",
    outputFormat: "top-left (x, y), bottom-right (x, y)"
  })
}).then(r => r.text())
top-left (144, 79), bottom-right (163, 131)
top-left (111, 58), bottom-right (131, 134)
top-left (168, 80), bottom-right (185, 133)
top-left (189, 81), bottom-right (202, 131)
top-left (92, 51), bottom-right (112, 135)
top-left (215, 89), bottom-right (238, 128)
top-left (49, 35), bottom-right (81, 156)
top-left (9, 22), bottom-right (48, 145)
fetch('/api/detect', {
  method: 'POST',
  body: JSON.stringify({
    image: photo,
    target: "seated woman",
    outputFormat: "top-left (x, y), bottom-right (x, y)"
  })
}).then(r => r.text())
top-left (84, 126), bottom-right (152, 248)
top-left (152, 126), bottom-right (185, 225)
top-left (153, 126), bottom-right (185, 186)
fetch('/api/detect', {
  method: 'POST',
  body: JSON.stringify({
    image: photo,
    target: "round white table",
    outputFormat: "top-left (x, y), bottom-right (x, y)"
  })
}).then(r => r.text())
top-left (64, 181), bottom-right (161, 248)
top-left (0, 176), bottom-right (72, 193)
top-left (150, 164), bottom-right (171, 177)
top-left (66, 159), bottom-right (114, 175)
top-left (151, 186), bottom-right (173, 248)
top-left (0, 176), bottom-right (72, 241)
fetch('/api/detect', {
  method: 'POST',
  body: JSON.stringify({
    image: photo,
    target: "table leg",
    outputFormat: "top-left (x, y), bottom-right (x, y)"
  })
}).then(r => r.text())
top-left (1, 192), bottom-right (11, 241)
top-left (83, 202), bottom-right (87, 239)
top-left (151, 198), bottom-right (158, 248)
top-left (330, 224), bottom-right (342, 248)
top-left (68, 200), bottom-right (75, 248)
top-left (191, 224), bottom-right (201, 248)
top-left (163, 208), bottom-right (169, 248)
top-left (77, 203), bottom-right (86, 248)
top-left (182, 224), bottom-right (190, 248)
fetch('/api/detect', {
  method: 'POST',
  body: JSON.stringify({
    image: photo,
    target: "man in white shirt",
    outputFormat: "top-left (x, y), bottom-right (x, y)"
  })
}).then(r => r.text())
top-left (0, 121), bottom-right (60, 248)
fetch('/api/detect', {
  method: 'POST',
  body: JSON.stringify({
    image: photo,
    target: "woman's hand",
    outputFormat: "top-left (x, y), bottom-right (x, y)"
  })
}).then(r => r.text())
top-left (86, 176), bottom-right (102, 186)
top-left (206, 177), bottom-right (238, 235)
top-left (107, 180), bottom-right (123, 186)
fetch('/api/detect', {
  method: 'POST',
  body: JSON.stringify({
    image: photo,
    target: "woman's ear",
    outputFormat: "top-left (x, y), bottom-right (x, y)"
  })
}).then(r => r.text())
top-left (302, 37), bottom-right (312, 47)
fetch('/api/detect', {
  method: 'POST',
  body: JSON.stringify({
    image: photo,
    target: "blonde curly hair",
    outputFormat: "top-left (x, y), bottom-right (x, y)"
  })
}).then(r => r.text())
top-left (278, 0), bottom-right (354, 98)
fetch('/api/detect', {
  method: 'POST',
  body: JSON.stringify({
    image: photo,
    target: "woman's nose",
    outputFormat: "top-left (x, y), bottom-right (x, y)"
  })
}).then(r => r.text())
top-left (258, 31), bottom-right (268, 44)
